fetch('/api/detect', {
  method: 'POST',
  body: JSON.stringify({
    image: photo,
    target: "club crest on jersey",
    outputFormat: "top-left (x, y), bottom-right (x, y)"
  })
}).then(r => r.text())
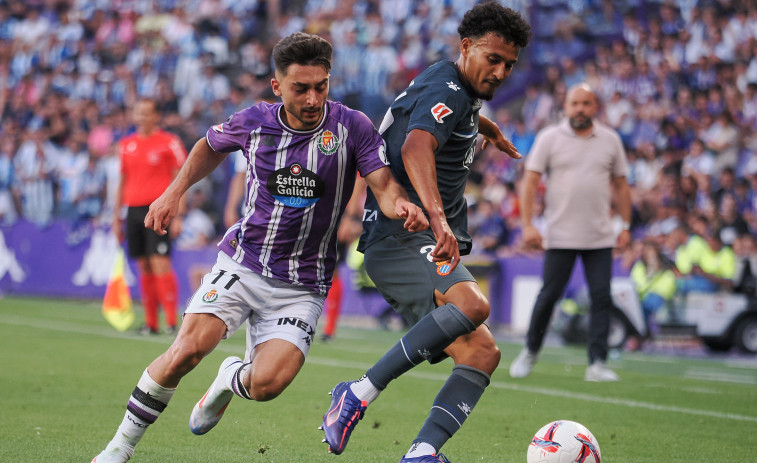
top-left (202, 289), bottom-right (219, 303)
top-left (436, 261), bottom-right (453, 276)
top-left (211, 124), bottom-right (224, 133)
top-left (267, 164), bottom-right (325, 208)
top-left (317, 130), bottom-right (339, 155)
top-left (431, 103), bottom-right (453, 123)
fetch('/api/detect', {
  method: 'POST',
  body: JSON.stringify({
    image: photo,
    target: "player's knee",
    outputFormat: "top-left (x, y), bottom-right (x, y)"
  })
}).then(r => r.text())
top-left (442, 283), bottom-right (491, 326)
top-left (462, 297), bottom-right (490, 326)
top-left (248, 374), bottom-right (288, 401)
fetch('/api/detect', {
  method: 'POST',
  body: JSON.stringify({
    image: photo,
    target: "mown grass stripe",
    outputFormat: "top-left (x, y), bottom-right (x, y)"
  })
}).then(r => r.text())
top-left (3, 312), bottom-right (755, 424)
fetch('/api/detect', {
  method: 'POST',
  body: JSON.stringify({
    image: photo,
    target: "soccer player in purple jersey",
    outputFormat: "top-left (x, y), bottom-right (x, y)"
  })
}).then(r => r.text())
top-left (92, 32), bottom-right (428, 463)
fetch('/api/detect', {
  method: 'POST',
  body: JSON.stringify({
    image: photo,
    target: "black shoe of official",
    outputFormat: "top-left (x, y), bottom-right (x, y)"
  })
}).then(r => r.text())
top-left (138, 325), bottom-right (159, 335)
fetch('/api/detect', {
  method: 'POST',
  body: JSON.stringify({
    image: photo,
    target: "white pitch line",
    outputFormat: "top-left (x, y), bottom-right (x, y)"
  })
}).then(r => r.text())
top-left (3, 314), bottom-right (757, 424)
top-left (684, 368), bottom-right (756, 385)
top-left (306, 356), bottom-right (757, 423)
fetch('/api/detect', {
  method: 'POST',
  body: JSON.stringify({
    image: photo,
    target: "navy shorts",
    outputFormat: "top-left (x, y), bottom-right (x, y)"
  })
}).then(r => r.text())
top-left (363, 231), bottom-right (475, 325)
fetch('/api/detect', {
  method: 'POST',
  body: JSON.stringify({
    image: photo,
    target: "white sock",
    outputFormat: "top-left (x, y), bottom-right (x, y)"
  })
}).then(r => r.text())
top-left (405, 441), bottom-right (436, 458)
top-left (223, 361), bottom-right (252, 400)
top-left (350, 375), bottom-right (380, 404)
top-left (111, 369), bottom-right (176, 448)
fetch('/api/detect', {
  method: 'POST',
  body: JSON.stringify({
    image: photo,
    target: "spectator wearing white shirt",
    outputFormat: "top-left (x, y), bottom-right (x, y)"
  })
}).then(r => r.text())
top-left (14, 7), bottom-right (50, 46)
top-left (604, 90), bottom-right (635, 147)
top-left (176, 188), bottom-right (216, 250)
top-left (682, 138), bottom-right (716, 181)
top-left (702, 111), bottom-right (740, 174)
top-left (0, 137), bottom-right (18, 225)
top-left (14, 129), bottom-right (55, 226)
top-left (55, 135), bottom-right (89, 220)
top-left (359, 35), bottom-right (398, 123)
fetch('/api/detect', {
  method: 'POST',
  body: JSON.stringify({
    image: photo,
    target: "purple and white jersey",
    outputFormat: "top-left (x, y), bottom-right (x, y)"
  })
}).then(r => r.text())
top-left (207, 100), bottom-right (387, 295)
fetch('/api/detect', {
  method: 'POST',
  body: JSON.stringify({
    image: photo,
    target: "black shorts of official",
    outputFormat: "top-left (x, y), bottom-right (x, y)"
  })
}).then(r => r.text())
top-left (126, 205), bottom-right (172, 259)
top-left (363, 231), bottom-right (476, 327)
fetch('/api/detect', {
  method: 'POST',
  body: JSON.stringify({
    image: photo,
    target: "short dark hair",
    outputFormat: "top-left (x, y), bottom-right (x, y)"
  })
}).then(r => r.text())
top-left (135, 98), bottom-right (159, 113)
top-left (272, 32), bottom-right (332, 75)
top-left (458, 1), bottom-right (531, 49)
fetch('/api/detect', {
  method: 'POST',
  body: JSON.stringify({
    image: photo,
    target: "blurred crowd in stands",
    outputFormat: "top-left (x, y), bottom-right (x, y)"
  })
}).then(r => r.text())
top-left (1, 0), bottom-right (757, 307)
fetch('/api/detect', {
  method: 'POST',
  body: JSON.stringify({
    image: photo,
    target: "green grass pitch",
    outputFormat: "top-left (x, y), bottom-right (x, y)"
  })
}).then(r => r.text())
top-left (1, 296), bottom-right (756, 462)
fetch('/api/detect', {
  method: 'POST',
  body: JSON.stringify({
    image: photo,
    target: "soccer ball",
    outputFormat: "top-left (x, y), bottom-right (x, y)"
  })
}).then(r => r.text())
top-left (526, 420), bottom-right (601, 463)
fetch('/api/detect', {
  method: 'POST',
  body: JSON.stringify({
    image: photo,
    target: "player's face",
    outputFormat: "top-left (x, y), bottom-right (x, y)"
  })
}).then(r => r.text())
top-left (565, 87), bottom-right (598, 131)
top-left (272, 64), bottom-right (329, 131)
top-left (459, 32), bottom-right (520, 101)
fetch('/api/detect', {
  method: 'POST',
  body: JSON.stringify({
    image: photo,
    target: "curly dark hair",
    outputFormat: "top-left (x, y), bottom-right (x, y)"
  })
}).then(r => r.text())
top-left (272, 32), bottom-right (333, 75)
top-left (458, 1), bottom-right (531, 48)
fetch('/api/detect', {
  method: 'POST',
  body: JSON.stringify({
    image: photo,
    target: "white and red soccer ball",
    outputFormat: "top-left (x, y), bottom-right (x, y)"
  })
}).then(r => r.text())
top-left (527, 420), bottom-right (601, 463)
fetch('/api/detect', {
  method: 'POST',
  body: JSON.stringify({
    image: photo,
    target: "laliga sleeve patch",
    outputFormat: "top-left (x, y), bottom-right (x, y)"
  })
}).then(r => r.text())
top-left (431, 103), bottom-right (453, 123)
top-left (211, 114), bottom-right (233, 133)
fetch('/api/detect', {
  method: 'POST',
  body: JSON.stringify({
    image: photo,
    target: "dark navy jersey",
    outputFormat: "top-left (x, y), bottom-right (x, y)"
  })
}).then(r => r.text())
top-left (359, 60), bottom-right (482, 255)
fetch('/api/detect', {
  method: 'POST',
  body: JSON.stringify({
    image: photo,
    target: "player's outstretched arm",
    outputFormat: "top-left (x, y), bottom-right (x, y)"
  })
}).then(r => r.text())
top-left (479, 114), bottom-right (521, 159)
top-left (146, 138), bottom-right (228, 235)
top-left (363, 167), bottom-right (429, 233)
top-left (401, 129), bottom-right (460, 270)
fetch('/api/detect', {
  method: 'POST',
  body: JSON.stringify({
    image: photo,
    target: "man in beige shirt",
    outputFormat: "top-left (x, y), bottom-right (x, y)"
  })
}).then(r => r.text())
top-left (510, 83), bottom-right (632, 382)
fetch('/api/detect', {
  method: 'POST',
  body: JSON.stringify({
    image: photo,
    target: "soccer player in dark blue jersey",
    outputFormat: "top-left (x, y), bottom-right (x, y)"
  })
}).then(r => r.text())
top-left (321, 3), bottom-right (531, 462)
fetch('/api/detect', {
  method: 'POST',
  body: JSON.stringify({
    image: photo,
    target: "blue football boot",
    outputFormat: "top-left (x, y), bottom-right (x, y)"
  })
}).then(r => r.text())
top-left (320, 381), bottom-right (367, 454)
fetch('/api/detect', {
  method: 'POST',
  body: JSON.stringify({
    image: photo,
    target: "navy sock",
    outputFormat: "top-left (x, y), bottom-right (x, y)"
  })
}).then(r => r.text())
top-left (366, 303), bottom-right (475, 390)
top-left (414, 365), bottom-right (490, 451)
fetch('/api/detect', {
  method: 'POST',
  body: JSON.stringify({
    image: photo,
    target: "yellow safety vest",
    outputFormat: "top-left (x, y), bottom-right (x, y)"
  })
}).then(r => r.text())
top-left (630, 261), bottom-right (677, 301)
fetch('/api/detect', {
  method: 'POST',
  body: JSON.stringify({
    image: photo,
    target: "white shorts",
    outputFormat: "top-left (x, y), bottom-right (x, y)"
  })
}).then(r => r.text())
top-left (185, 252), bottom-right (325, 359)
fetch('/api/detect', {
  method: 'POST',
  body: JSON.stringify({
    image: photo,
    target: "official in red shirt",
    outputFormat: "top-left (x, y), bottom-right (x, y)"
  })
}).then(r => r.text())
top-left (114, 99), bottom-right (187, 335)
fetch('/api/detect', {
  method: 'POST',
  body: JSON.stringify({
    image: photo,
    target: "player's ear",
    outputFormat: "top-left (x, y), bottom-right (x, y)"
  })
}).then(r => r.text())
top-left (460, 37), bottom-right (472, 57)
top-left (271, 78), bottom-right (282, 97)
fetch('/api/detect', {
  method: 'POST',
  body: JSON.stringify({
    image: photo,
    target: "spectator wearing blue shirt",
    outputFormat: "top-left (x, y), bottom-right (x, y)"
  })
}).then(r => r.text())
top-left (510, 117), bottom-right (535, 158)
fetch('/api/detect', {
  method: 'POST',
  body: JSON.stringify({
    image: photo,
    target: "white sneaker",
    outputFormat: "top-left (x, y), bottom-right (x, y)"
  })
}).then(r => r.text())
top-left (92, 442), bottom-right (134, 463)
top-left (509, 348), bottom-right (538, 378)
top-left (189, 356), bottom-right (242, 435)
top-left (585, 362), bottom-right (619, 382)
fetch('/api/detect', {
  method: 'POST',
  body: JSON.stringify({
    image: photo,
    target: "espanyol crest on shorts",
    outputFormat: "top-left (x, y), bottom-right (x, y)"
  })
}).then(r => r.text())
top-left (317, 130), bottom-right (339, 155)
top-left (436, 261), bottom-right (453, 276)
